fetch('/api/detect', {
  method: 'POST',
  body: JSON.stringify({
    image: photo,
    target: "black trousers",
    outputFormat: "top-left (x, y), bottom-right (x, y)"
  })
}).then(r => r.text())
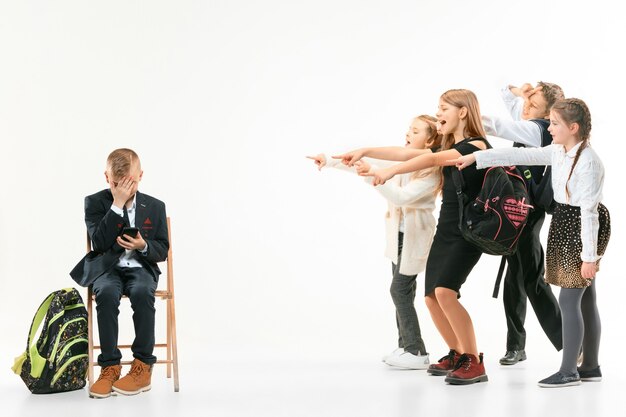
top-left (92, 266), bottom-right (158, 367)
top-left (503, 208), bottom-right (562, 351)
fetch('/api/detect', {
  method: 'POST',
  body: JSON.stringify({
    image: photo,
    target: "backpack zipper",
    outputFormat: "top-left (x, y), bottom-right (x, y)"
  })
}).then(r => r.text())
top-left (56, 337), bottom-right (88, 365)
top-left (50, 354), bottom-right (88, 387)
top-left (48, 317), bottom-right (87, 368)
top-left (39, 304), bottom-right (85, 350)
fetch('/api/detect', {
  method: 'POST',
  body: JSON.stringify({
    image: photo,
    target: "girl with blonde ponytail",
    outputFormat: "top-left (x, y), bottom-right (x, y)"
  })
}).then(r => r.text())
top-left (307, 115), bottom-right (442, 370)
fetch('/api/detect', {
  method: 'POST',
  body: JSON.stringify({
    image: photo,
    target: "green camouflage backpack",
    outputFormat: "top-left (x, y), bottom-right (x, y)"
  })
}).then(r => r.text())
top-left (12, 288), bottom-right (89, 393)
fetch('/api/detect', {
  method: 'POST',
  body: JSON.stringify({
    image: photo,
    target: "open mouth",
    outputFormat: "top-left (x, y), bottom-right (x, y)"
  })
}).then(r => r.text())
top-left (436, 120), bottom-right (446, 131)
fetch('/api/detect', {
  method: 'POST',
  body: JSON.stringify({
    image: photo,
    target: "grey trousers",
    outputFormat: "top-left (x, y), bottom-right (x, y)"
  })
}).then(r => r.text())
top-left (390, 232), bottom-right (427, 355)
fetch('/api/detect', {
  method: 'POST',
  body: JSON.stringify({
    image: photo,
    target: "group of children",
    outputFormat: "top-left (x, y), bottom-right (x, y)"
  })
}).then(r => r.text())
top-left (308, 83), bottom-right (610, 388)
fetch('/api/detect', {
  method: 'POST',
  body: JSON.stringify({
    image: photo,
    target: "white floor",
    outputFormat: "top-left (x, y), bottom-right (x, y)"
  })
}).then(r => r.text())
top-left (3, 354), bottom-right (623, 417)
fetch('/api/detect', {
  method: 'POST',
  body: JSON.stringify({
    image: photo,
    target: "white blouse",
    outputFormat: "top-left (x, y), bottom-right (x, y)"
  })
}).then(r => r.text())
top-left (474, 143), bottom-right (605, 262)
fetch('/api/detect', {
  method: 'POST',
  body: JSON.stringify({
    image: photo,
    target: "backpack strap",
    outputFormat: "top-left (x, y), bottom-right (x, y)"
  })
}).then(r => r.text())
top-left (492, 257), bottom-right (507, 298)
top-left (450, 168), bottom-right (466, 234)
top-left (450, 137), bottom-right (490, 232)
top-left (450, 136), bottom-right (491, 192)
top-left (18, 292), bottom-right (57, 378)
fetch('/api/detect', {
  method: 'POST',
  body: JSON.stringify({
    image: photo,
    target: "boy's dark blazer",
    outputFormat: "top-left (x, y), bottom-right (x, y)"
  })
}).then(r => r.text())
top-left (70, 189), bottom-right (169, 287)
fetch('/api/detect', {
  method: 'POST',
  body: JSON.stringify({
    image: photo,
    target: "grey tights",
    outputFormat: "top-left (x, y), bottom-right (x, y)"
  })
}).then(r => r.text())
top-left (558, 280), bottom-right (601, 374)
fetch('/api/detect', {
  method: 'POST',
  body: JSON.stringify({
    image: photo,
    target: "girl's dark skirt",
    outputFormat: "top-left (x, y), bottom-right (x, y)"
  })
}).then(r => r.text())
top-left (545, 203), bottom-right (610, 288)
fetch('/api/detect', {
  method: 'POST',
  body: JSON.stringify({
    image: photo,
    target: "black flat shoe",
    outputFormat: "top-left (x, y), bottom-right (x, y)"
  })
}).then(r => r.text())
top-left (538, 371), bottom-right (581, 388)
top-left (577, 366), bottom-right (602, 382)
top-left (499, 350), bottom-right (527, 365)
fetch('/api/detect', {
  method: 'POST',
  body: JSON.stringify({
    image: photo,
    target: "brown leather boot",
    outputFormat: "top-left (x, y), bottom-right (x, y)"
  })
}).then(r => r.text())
top-left (89, 365), bottom-right (122, 398)
top-left (112, 359), bottom-right (153, 395)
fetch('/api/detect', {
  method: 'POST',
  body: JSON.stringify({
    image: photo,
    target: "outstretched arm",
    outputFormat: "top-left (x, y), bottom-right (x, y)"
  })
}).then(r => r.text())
top-left (332, 146), bottom-right (431, 166)
top-left (455, 145), bottom-right (553, 170)
top-left (308, 153), bottom-right (399, 178)
top-left (363, 149), bottom-right (461, 185)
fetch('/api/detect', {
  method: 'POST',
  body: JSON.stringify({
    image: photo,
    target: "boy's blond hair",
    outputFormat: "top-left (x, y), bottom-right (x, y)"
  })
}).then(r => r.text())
top-left (536, 81), bottom-right (565, 113)
top-left (107, 148), bottom-right (140, 180)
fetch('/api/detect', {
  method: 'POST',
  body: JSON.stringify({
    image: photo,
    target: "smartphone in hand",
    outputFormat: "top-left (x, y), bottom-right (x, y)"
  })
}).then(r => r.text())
top-left (121, 227), bottom-right (139, 240)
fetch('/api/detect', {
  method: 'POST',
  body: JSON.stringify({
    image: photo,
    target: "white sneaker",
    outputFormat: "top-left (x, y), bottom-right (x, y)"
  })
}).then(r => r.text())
top-left (384, 351), bottom-right (430, 370)
top-left (381, 348), bottom-right (404, 363)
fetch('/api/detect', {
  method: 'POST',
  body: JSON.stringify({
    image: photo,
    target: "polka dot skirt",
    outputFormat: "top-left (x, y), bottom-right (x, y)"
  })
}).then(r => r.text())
top-left (545, 203), bottom-right (610, 288)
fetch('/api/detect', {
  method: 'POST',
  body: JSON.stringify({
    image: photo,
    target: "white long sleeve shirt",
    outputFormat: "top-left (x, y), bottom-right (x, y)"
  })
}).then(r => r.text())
top-left (501, 85), bottom-right (524, 121)
top-left (474, 143), bottom-right (605, 262)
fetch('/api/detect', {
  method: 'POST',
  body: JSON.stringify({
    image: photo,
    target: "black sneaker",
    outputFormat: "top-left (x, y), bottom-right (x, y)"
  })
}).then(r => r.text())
top-left (577, 366), bottom-right (602, 382)
top-left (537, 371), bottom-right (581, 388)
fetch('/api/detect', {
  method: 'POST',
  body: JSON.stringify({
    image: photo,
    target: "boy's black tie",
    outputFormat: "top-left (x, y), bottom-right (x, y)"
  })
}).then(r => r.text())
top-left (123, 206), bottom-right (130, 227)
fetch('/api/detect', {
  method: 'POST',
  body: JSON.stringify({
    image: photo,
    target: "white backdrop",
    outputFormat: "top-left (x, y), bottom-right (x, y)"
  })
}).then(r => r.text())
top-left (1, 0), bottom-right (623, 381)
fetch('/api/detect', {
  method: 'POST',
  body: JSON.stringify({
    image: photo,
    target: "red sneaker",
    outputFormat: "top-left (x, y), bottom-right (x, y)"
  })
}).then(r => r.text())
top-left (427, 349), bottom-right (459, 376)
top-left (445, 353), bottom-right (488, 385)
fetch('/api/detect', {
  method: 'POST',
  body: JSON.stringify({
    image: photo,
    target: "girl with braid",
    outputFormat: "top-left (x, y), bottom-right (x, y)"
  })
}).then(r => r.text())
top-left (455, 98), bottom-right (610, 388)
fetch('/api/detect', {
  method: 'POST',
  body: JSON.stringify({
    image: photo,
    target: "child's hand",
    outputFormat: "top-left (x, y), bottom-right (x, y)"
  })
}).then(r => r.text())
top-left (332, 149), bottom-right (365, 167)
top-left (455, 154), bottom-right (477, 170)
top-left (117, 230), bottom-right (147, 252)
top-left (581, 262), bottom-right (597, 279)
top-left (355, 160), bottom-right (372, 175)
top-left (529, 83), bottom-right (543, 96)
top-left (520, 83), bottom-right (534, 99)
top-left (510, 83), bottom-right (534, 98)
top-left (306, 154), bottom-right (327, 171)
top-left (110, 177), bottom-right (137, 209)
top-left (363, 167), bottom-right (395, 186)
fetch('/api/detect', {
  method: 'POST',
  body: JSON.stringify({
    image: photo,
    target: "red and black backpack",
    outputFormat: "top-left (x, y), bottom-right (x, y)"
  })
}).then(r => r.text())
top-left (452, 160), bottom-right (532, 257)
